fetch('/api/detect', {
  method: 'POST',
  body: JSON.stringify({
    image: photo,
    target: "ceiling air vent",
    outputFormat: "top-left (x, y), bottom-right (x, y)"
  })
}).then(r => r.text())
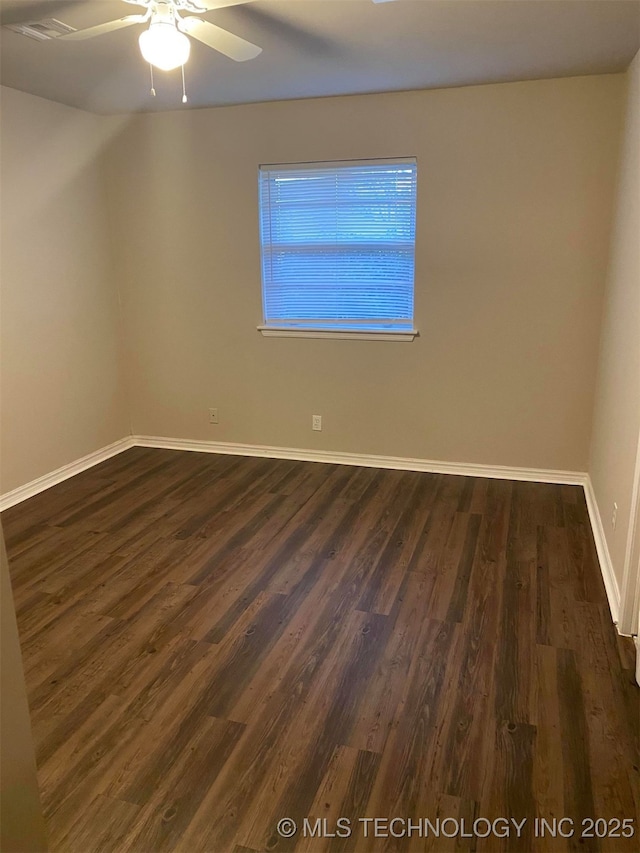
top-left (4, 18), bottom-right (76, 41)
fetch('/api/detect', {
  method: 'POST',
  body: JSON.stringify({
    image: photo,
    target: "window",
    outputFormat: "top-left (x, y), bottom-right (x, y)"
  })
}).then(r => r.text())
top-left (258, 158), bottom-right (418, 340)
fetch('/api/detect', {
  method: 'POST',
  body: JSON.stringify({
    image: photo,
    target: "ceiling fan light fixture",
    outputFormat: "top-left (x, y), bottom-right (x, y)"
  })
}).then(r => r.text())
top-left (139, 20), bottom-right (190, 71)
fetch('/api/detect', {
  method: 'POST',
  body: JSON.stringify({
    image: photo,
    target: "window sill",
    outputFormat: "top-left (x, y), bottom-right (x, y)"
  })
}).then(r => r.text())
top-left (257, 326), bottom-right (419, 342)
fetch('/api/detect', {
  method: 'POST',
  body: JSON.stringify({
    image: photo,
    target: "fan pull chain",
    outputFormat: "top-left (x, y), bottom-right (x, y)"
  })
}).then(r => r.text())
top-left (181, 64), bottom-right (188, 104)
top-left (149, 64), bottom-right (156, 97)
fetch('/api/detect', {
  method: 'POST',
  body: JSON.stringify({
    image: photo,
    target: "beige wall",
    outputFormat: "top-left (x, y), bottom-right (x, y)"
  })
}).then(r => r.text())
top-left (0, 87), bottom-right (129, 495)
top-left (105, 74), bottom-right (624, 472)
top-left (589, 51), bottom-right (640, 600)
top-left (0, 73), bottom-right (628, 493)
top-left (0, 532), bottom-right (48, 852)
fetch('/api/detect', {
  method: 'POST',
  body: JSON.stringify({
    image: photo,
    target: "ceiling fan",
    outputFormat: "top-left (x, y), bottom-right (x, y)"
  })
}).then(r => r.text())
top-left (59, 0), bottom-right (263, 70)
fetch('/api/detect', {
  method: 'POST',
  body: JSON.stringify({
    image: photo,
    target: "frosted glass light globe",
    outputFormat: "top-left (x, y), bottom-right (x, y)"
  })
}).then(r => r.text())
top-left (139, 22), bottom-right (190, 71)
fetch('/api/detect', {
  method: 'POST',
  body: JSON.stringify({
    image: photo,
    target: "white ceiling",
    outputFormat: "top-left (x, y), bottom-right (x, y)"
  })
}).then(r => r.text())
top-left (1, 0), bottom-right (639, 114)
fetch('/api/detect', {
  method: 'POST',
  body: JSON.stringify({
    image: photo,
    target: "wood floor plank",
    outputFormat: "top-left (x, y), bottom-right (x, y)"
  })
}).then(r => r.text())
top-left (178, 609), bottom-right (375, 852)
top-left (494, 483), bottom-right (539, 727)
top-left (364, 617), bottom-right (459, 822)
top-left (356, 472), bottom-right (436, 614)
top-left (347, 623), bottom-right (419, 755)
top-left (556, 646), bottom-right (601, 852)
top-left (122, 716), bottom-right (245, 852)
top-left (10, 529), bottom-right (110, 598)
top-left (296, 745), bottom-right (362, 853)
top-left (104, 643), bottom-right (226, 803)
top-left (239, 610), bottom-right (390, 852)
top-left (476, 719), bottom-right (537, 853)
top-left (428, 522), bottom-right (505, 800)
top-left (52, 793), bottom-right (140, 853)
top-left (2, 451), bottom-right (638, 853)
top-left (532, 644), bottom-right (568, 853)
top-left (414, 511), bottom-right (470, 622)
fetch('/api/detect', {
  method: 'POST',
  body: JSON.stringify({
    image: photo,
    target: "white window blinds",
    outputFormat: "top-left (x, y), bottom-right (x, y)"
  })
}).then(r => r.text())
top-left (259, 159), bottom-right (417, 334)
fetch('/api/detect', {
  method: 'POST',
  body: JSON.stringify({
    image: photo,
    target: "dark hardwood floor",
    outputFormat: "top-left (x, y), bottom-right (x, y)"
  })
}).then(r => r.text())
top-left (3, 447), bottom-right (639, 852)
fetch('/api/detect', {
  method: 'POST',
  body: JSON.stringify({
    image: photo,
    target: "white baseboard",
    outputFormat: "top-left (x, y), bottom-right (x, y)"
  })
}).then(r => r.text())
top-left (0, 437), bottom-right (135, 512)
top-left (1, 434), bottom-right (585, 514)
top-left (5, 433), bottom-right (621, 634)
top-left (583, 476), bottom-right (621, 625)
top-left (133, 434), bottom-right (588, 486)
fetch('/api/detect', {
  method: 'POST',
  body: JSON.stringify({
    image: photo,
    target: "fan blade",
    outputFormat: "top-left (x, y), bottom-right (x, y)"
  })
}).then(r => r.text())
top-left (59, 14), bottom-right (147, 41)
top-left (193, 1), bottom-right (258, 9)
top-left (179, 17), bottom-right (261, 61)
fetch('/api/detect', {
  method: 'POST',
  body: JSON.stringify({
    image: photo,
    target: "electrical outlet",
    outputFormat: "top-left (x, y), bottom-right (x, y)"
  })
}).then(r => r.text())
top-left (312, 414), bottom-right (322, 431)
top-left (209, 408), bottom-right (219, 425)
top-left (612, 502), bottom-right (618, 530)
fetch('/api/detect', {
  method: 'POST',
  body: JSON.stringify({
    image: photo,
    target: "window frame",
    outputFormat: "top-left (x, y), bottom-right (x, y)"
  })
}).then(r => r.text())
top-left (257, 157), bottom-right (419, 342)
